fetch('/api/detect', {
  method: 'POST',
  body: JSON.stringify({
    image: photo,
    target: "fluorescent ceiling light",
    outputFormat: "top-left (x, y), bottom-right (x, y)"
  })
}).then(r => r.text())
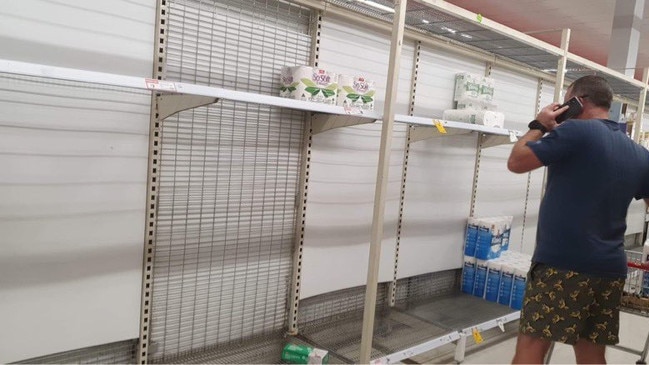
top-left (354, 0), bottom-right (395, 14)
top-left (441, 26), bottom-right (457, 34)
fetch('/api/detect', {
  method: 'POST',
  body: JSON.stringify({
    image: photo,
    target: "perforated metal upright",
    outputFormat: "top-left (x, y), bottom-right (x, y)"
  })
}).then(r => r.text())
top-left (138, 1), bottom-right (169, 362)
top-left (288, 9), bottom-right (323, 335)
top-left (389, 40), bottom-right (422, 308)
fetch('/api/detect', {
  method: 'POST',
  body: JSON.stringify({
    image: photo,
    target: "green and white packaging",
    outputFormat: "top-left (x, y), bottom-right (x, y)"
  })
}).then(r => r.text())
top-left (279, 66), bottom-right (338, 104)
top-left (337, 74), bottom-right (376, 111)
top-left (281, 343), bottom-right (330, 364)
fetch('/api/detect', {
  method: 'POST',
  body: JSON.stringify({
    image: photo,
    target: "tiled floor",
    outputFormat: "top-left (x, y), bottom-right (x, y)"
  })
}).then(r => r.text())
top-left (462, 311), bottom-right (649, 364)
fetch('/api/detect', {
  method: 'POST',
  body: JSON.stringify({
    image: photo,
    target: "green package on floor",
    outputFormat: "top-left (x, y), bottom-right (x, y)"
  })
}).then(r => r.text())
top-left (281, 343), bottom-right (329, 364)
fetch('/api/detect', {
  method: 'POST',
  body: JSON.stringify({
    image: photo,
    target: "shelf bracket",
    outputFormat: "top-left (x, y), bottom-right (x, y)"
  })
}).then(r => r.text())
top-left (156, 94), bottom-right (219, 120)
top-left (310, 112), bottom-right (378, 134)
top-left (481, 134), bottom-right (511, 148)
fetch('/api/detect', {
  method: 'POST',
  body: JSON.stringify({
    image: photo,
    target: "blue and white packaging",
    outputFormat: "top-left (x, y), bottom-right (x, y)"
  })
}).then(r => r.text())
top-left (473, 260), bottom-right (489, 298)
top-left (462, 256), bottom-right (477, 294)
top-left (464, 217), bottom-right (479, 257)
top-left (510, 267), bottom-right (528, 310)
top-left (475, 220), bottom-right (502, 260)
top-left (500, 216), bottom-right (513, 252)
top-left (485, 260), bottom-right (502, 302)
top-left (498, 263), bottom-right (515, 306)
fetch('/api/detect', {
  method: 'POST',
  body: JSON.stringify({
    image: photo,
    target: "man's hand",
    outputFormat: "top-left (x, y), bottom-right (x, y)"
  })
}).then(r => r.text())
top-left (507, 102), bottom-right (568, 174)
top-left (536, 103), bottom-right (569, 132)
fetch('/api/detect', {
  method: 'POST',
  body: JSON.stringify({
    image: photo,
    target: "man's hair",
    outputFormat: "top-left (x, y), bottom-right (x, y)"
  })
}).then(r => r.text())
top-left (567, 75), bottom-right (613, 110)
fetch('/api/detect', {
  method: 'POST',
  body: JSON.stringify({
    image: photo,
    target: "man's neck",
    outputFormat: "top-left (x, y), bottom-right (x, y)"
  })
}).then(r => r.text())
top-left (580, 108), bottom-right (610, 120)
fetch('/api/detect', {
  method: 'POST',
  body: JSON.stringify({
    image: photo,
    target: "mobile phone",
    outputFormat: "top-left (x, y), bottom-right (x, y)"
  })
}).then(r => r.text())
top-left (555, 97), bottom-right (583, 124)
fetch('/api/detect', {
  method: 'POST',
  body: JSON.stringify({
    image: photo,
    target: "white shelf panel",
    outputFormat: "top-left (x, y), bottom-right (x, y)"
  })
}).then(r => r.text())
top-left (0, 58), bottom-right (526, 141)
top-left (0, 59), bottom-right (382, 121)
top-left (397, 115), bottom-right (522, 147)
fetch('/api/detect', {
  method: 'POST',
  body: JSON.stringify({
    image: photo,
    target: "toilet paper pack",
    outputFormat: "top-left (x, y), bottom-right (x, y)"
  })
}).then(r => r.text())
top-left (337, 75), bottom-right (376, 111)
top-left (280, 66), bottom-right (338, 104)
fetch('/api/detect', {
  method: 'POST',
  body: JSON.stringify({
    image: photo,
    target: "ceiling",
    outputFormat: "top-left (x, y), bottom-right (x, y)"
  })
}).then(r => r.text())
top-left (443, 0), bottom-right (649, 81)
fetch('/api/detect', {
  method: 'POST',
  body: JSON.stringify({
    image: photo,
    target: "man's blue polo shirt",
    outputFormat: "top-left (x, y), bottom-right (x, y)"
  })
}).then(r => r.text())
top-left (527, 119), bottom-right (649, 278)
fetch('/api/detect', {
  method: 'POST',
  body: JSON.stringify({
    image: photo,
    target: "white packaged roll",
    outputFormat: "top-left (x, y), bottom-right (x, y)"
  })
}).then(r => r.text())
top-left (442, 109), bottom-right (505, 128)
top-left (337, 75), bottom-right (376, 111)
top-left (291, 66), bottom-right (338, 105)
top-left (279, 66), bottom-right (299, 98)
top-left (479, 76), bottom-right (495, 103)
top-left (454, 72), bottom-right (480, 101)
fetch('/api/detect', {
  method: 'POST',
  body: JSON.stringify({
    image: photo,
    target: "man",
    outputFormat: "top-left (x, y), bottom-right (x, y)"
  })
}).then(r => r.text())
top-left (507, 75), bottom-right (649, 364)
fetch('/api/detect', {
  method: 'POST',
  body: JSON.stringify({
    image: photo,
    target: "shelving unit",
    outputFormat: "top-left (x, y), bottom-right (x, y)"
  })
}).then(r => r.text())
top-left (0, 57), bottom-right (521, 364)
top-left (4, 0), bottom-right (649, 364)
top-left (285, 1), bottom-right (649, 364)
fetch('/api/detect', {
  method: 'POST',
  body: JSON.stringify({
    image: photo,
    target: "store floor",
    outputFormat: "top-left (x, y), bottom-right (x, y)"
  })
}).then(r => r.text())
top-left (461, 311), bottom-right (649, 364)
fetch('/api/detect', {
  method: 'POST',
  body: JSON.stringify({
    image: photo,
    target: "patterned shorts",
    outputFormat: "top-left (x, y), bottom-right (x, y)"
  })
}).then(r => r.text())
top-left (519, 263), bottom-right (625, 345)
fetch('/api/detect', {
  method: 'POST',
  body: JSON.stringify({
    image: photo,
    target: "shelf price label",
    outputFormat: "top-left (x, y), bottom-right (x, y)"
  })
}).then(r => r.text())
top-left (145, 78), bottom-right (177, 92)
top-left (472, 327), bottom-right (484, 344)
top-left (433, 119), bottom-right (447, 134)
top-left (509, 130), bottom-right (518, 142)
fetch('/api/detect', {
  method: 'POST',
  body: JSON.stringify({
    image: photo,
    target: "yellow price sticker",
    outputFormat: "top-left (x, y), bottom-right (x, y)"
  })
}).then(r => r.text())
top-left (472, 328), bottom-right (484, 344)
top-left (433, 120), bottom-right (447, 134)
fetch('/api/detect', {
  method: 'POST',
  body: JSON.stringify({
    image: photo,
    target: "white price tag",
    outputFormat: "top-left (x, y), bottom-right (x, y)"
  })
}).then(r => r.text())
top-left (145, 78), bottom-right (176, 91)
top-left (343, 105), bottom-right (363, 115)
top-left (508, 130), bottom-right (518, 142)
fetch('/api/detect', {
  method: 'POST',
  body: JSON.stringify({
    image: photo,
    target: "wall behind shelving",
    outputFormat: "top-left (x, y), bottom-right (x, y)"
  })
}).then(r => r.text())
top-left (0, 0), bottom-right (155, 362)
top-left (301, 16), bottom-right (413, 298)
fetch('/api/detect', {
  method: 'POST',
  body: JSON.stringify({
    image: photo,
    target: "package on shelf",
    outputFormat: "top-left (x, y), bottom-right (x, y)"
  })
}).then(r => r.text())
top-left (336, 74), bottom-right (376, 111)
top-left (480, 77), bottom-right (495, 104)
top-left (510, 265), bottom-right (529, 310)
top-left (498, 261), bottom-right (516, 307)
top-left (464, 217), bottom-right (479, 256)
top-left (485, 260), bottom-right (502, 302)
top-left (463, 247), bottom-right (533, 309)
top-left (500, 250), bottom-right (532, 264)
top-left (454, 72), bottom-right (481, 101)
top-left (462, 256), bottom-right (477, 294)
top-left (473, 259), bottom-right (489, 298)
top-left (465, 216), bottom-right (511, 259)
top-left (501, 216), bottom-right (513, 251)
top-left (454, 72), bottom-right (497, 108)
top-left (456, 97), bottom-right (498, 111)
top-left (279, 66), bottom-right (338, 104)
top-left (442, 109), bottom-right (505, 128)
top-left (475, 219), bottom-right (501, 260)
top-left (280, 66), bottom-right (299, 98)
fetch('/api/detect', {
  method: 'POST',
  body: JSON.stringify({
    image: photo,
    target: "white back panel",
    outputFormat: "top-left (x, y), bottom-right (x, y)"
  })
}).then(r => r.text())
top-left (414, 47), bottom-right (486, 118)
top-left (0, 79), bottom-right (149, 362)
top-left (317, 16), bottom-right (413, 115)
top-left (302, 123), bottom-right (407, 298)
top-left (300, 16), bottom-right (413, 298)
top-left (0, 1), bottom-right (154, 362)
top-left (397, 46), bottom-right (484, 278)
top-left (398, 135), bottom-right (478, 278)
top-left (0, 0), bottom-right (154, 76)
top-left (521, 81), bottom-right (555, 255)
top-left (473, 68), bottom-right (538, 252)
